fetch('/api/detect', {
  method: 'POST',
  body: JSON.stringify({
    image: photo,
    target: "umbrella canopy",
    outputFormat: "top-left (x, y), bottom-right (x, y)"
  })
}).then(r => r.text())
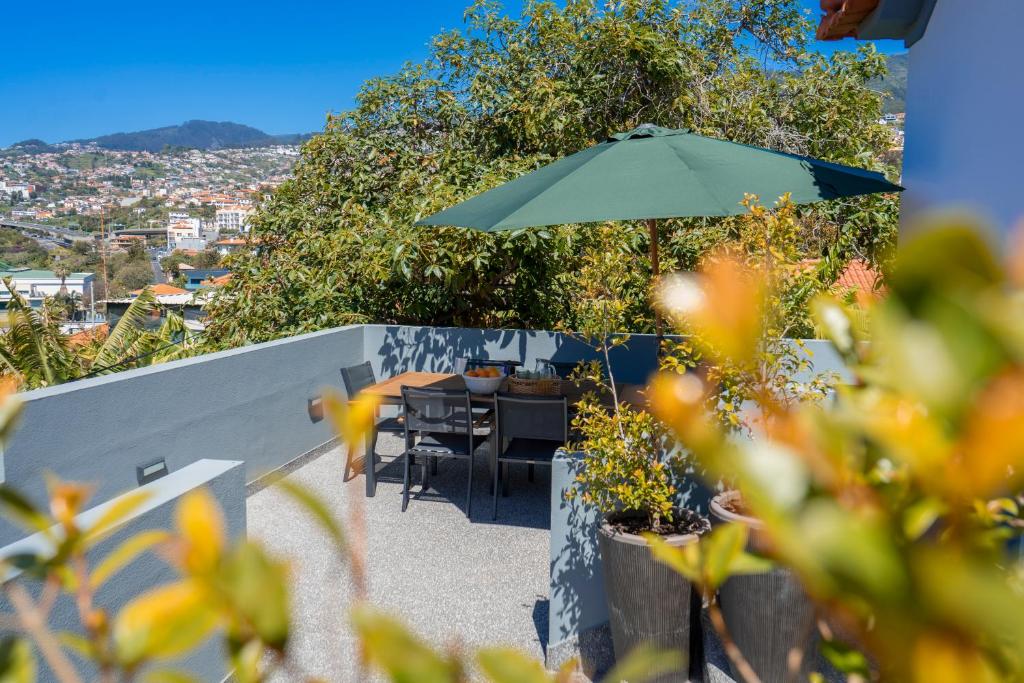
top-left (416, 124), bottom-right (901, 230)
top-left (417, 124), bottom-right (901, 336)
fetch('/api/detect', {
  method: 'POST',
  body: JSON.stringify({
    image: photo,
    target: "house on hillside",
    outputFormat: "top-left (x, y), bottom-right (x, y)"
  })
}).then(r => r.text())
top-left (182, 269), bottom-right (229, 291)
top-left (103, 288), bottom-right (209, 331)
top-left (214, 238), bottom-right (247, 256)
top-left (819, 0), bottom-right (1023, 241)
top-left (0, 267), bottom-right (95, 309)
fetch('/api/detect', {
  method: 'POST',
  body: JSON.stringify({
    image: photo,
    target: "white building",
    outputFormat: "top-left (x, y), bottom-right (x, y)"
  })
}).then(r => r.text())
top-left (215, 206), bottom-right (253, 233)
top-left (819, 0), bottom-right (1022, 243)
top-left (0, 182), bottom-right (32, 199)
top-left (0, 267), bottom-right (95, 308)
top-left (166, 213), bottom-right (204, 250)
top-left (167, 222), bottom-right (199, 249)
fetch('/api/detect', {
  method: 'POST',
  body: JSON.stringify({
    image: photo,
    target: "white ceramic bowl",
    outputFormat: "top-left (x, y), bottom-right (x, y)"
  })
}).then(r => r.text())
top-left (462, 373), bottom-right (505, 395)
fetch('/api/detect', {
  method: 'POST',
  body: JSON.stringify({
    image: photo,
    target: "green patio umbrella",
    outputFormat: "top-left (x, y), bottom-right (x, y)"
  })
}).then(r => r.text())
top-left (416, 124), bottom-right (902, 334)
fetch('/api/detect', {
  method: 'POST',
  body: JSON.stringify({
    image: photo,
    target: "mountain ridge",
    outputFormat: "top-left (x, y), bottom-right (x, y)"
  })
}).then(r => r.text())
top-left (872, 53), bottom-right (908, 114)
top-left (5, 120), bottom-right (312, 153)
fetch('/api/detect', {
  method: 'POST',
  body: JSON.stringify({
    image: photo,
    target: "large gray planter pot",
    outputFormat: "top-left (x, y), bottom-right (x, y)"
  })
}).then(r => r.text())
top-left (711, 491), bottom-right (819, 682)
top-left (597, 517), bottom-right (701, 682)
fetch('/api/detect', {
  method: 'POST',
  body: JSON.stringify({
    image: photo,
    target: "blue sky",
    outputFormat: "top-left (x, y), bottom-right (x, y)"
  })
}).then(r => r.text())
top-left (0, 1), bottom-right (904, 147)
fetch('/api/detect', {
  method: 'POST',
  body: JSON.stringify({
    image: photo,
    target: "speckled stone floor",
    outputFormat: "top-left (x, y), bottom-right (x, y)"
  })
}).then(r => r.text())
top-left (247, 433), bottom-right (553, 681)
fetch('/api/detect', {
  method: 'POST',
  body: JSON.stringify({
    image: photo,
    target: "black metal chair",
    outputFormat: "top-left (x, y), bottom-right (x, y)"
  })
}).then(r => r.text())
top-left (492, 393), bottom-right (568, 520)
top-left (401, 386), bottom-right (485, 517)
top-left (341, 362), bottom-right (404, 484)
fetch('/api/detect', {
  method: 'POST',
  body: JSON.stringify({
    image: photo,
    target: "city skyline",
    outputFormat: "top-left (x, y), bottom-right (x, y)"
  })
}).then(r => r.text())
top-left (0, 0), bottom-right (904, 147)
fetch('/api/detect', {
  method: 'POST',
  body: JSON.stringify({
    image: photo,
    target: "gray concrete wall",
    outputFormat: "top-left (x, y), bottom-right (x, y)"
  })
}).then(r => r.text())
top-left (363, 325), bottom-right (663, 385)
top-left (0, 325), bottom-right (363, 545)
top-left (0, 459), bottom-right (245, 683)
top-left (547, 451), bottom-right (611, 672)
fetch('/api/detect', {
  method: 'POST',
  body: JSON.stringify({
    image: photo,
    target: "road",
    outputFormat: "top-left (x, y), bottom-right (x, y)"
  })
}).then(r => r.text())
top-left (150, 256), bottom-right (166, 284)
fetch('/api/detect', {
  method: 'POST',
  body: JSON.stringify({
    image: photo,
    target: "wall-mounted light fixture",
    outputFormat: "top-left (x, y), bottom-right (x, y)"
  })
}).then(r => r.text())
top-left (308, 396), bottom-right (324, 423)
top-left (136, 458), bottom-right (169, 486)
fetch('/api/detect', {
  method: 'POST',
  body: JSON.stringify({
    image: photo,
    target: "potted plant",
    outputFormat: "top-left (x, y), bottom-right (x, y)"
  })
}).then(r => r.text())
top-left (564, 228), bottom-right (710, 679)
top-left (569, 398), bottom-right (709, 677)
top-left (656, 197), bottom-right (838, 681)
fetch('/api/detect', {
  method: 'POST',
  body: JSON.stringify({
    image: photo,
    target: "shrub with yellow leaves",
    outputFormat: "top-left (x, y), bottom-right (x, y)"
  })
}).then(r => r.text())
top-left (651, 216), bottom-right (1024, 681)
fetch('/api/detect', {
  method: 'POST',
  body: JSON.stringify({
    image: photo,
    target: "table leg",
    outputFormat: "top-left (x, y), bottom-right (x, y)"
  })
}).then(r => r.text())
top-left (364, 427), bottom-right (376, 497)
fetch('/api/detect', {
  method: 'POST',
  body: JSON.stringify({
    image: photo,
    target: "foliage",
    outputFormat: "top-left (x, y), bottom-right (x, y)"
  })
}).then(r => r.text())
top-left (109, 262), bottom-right (153, 296)
top-left (649, 217), bottom-right (1024, 681)
top-left (0, 283), bottom-right (200, 390)
top-left (563, 225), bottom-right (687, 530)
top-left (205, 0), bottom-right (899, 348)
top-left (160, 249), bottom-right (222, 277)
top-left (659, 195), bottom-right (837, 436)
top-left (569, 399), bottom-right (683, 529)
top-left (0, 229), bottom-right (49, 269)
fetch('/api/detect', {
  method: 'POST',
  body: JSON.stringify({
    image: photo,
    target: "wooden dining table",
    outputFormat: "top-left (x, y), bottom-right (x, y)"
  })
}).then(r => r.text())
top-left (358, 371), bottom-right (646, 496)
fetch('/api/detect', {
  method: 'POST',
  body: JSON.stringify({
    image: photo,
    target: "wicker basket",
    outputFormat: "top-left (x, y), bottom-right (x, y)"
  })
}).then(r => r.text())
top-left (507, 376), bottom-right (563, 396)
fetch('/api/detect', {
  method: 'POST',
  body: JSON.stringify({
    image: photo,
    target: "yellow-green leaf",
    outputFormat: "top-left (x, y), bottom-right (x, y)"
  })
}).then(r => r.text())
top-left (903, 498), bottom-right (947, 540)
top-left (0, 637), bottom-right (34, 683)
top-left (351, 605), bottom-right (459, 683)
top-left (91, 530), bottom-right (170, 589)
top-left (477, 647), bottom-right (551, 683)
top-left (603, 643), bottom-right (684, 683)
top-left (644, 533), bottom-right (700, 582)
top-left (114, 580), bottom-right (218, 666)
top-left (83, 490), bottom-right (152, 543)
top-left (174, 488), bottom-right (225, 574)
top-left (701, 523), bottom-right (748, 589)
top-left (219, 541), bottom-right (290, 650)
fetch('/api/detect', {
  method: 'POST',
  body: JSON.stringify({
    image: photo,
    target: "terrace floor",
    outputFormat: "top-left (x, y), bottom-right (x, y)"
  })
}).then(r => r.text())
top-left (247, 433), bottom-right (554, 681)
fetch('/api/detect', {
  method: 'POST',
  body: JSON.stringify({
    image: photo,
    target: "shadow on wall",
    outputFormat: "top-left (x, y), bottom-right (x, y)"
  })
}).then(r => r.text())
top-left (372, 326), bottom-right (541, 376)
top-left (369, 325), bottom-right (664, 385)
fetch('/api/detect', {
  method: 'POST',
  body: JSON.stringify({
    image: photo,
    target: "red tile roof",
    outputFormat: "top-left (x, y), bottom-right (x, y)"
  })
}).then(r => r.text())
top-left (800, 258), bottom-right (884, 298)
top-left (836, 259), bottom-right (882, 294)
top-left (816, 0), bottom-right (881, 40)
top-left (130, 284), bottom-right (189, 296)
top-left (203, 273), bottom-right (233, 287)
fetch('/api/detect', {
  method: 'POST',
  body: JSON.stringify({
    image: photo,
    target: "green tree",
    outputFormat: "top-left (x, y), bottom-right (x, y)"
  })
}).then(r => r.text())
top-left (0, 284), bottom-right (199, 390)
top-left (110, 262), bottom-right (153, 296)
top-left (205, 0), bottom-right (899, 348)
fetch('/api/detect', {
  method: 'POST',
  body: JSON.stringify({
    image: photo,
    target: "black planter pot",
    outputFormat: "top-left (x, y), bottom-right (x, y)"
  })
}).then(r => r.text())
top-left (597, 515), bottom-right (702, 683)
top-left (710, 491), bottom-right (819, 681)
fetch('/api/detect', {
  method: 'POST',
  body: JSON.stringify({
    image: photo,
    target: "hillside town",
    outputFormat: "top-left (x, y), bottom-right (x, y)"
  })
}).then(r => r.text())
top-left (0, 140), bottom-right (297, 335)
top-left (0, 143), bottom-right (296, 227)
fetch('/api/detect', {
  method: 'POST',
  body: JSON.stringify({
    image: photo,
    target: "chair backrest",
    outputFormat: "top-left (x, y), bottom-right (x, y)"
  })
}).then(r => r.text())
top-left (401, 386), bottom-right (473, 435)
top-left (341, 361), bottom-right (376, 396)
top-left (495, 393), bottom-right (568, 443)
top-left (458, 358), bottom-right (522, 375)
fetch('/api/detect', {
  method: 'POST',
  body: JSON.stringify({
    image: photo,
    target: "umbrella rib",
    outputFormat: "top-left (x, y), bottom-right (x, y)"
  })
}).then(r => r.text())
top-left (665, 140), bottom-right (737, 216)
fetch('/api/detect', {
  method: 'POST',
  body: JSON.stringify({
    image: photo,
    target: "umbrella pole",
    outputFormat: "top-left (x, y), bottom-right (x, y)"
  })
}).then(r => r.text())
top-left (647, 218), bottom-right (664, 340)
